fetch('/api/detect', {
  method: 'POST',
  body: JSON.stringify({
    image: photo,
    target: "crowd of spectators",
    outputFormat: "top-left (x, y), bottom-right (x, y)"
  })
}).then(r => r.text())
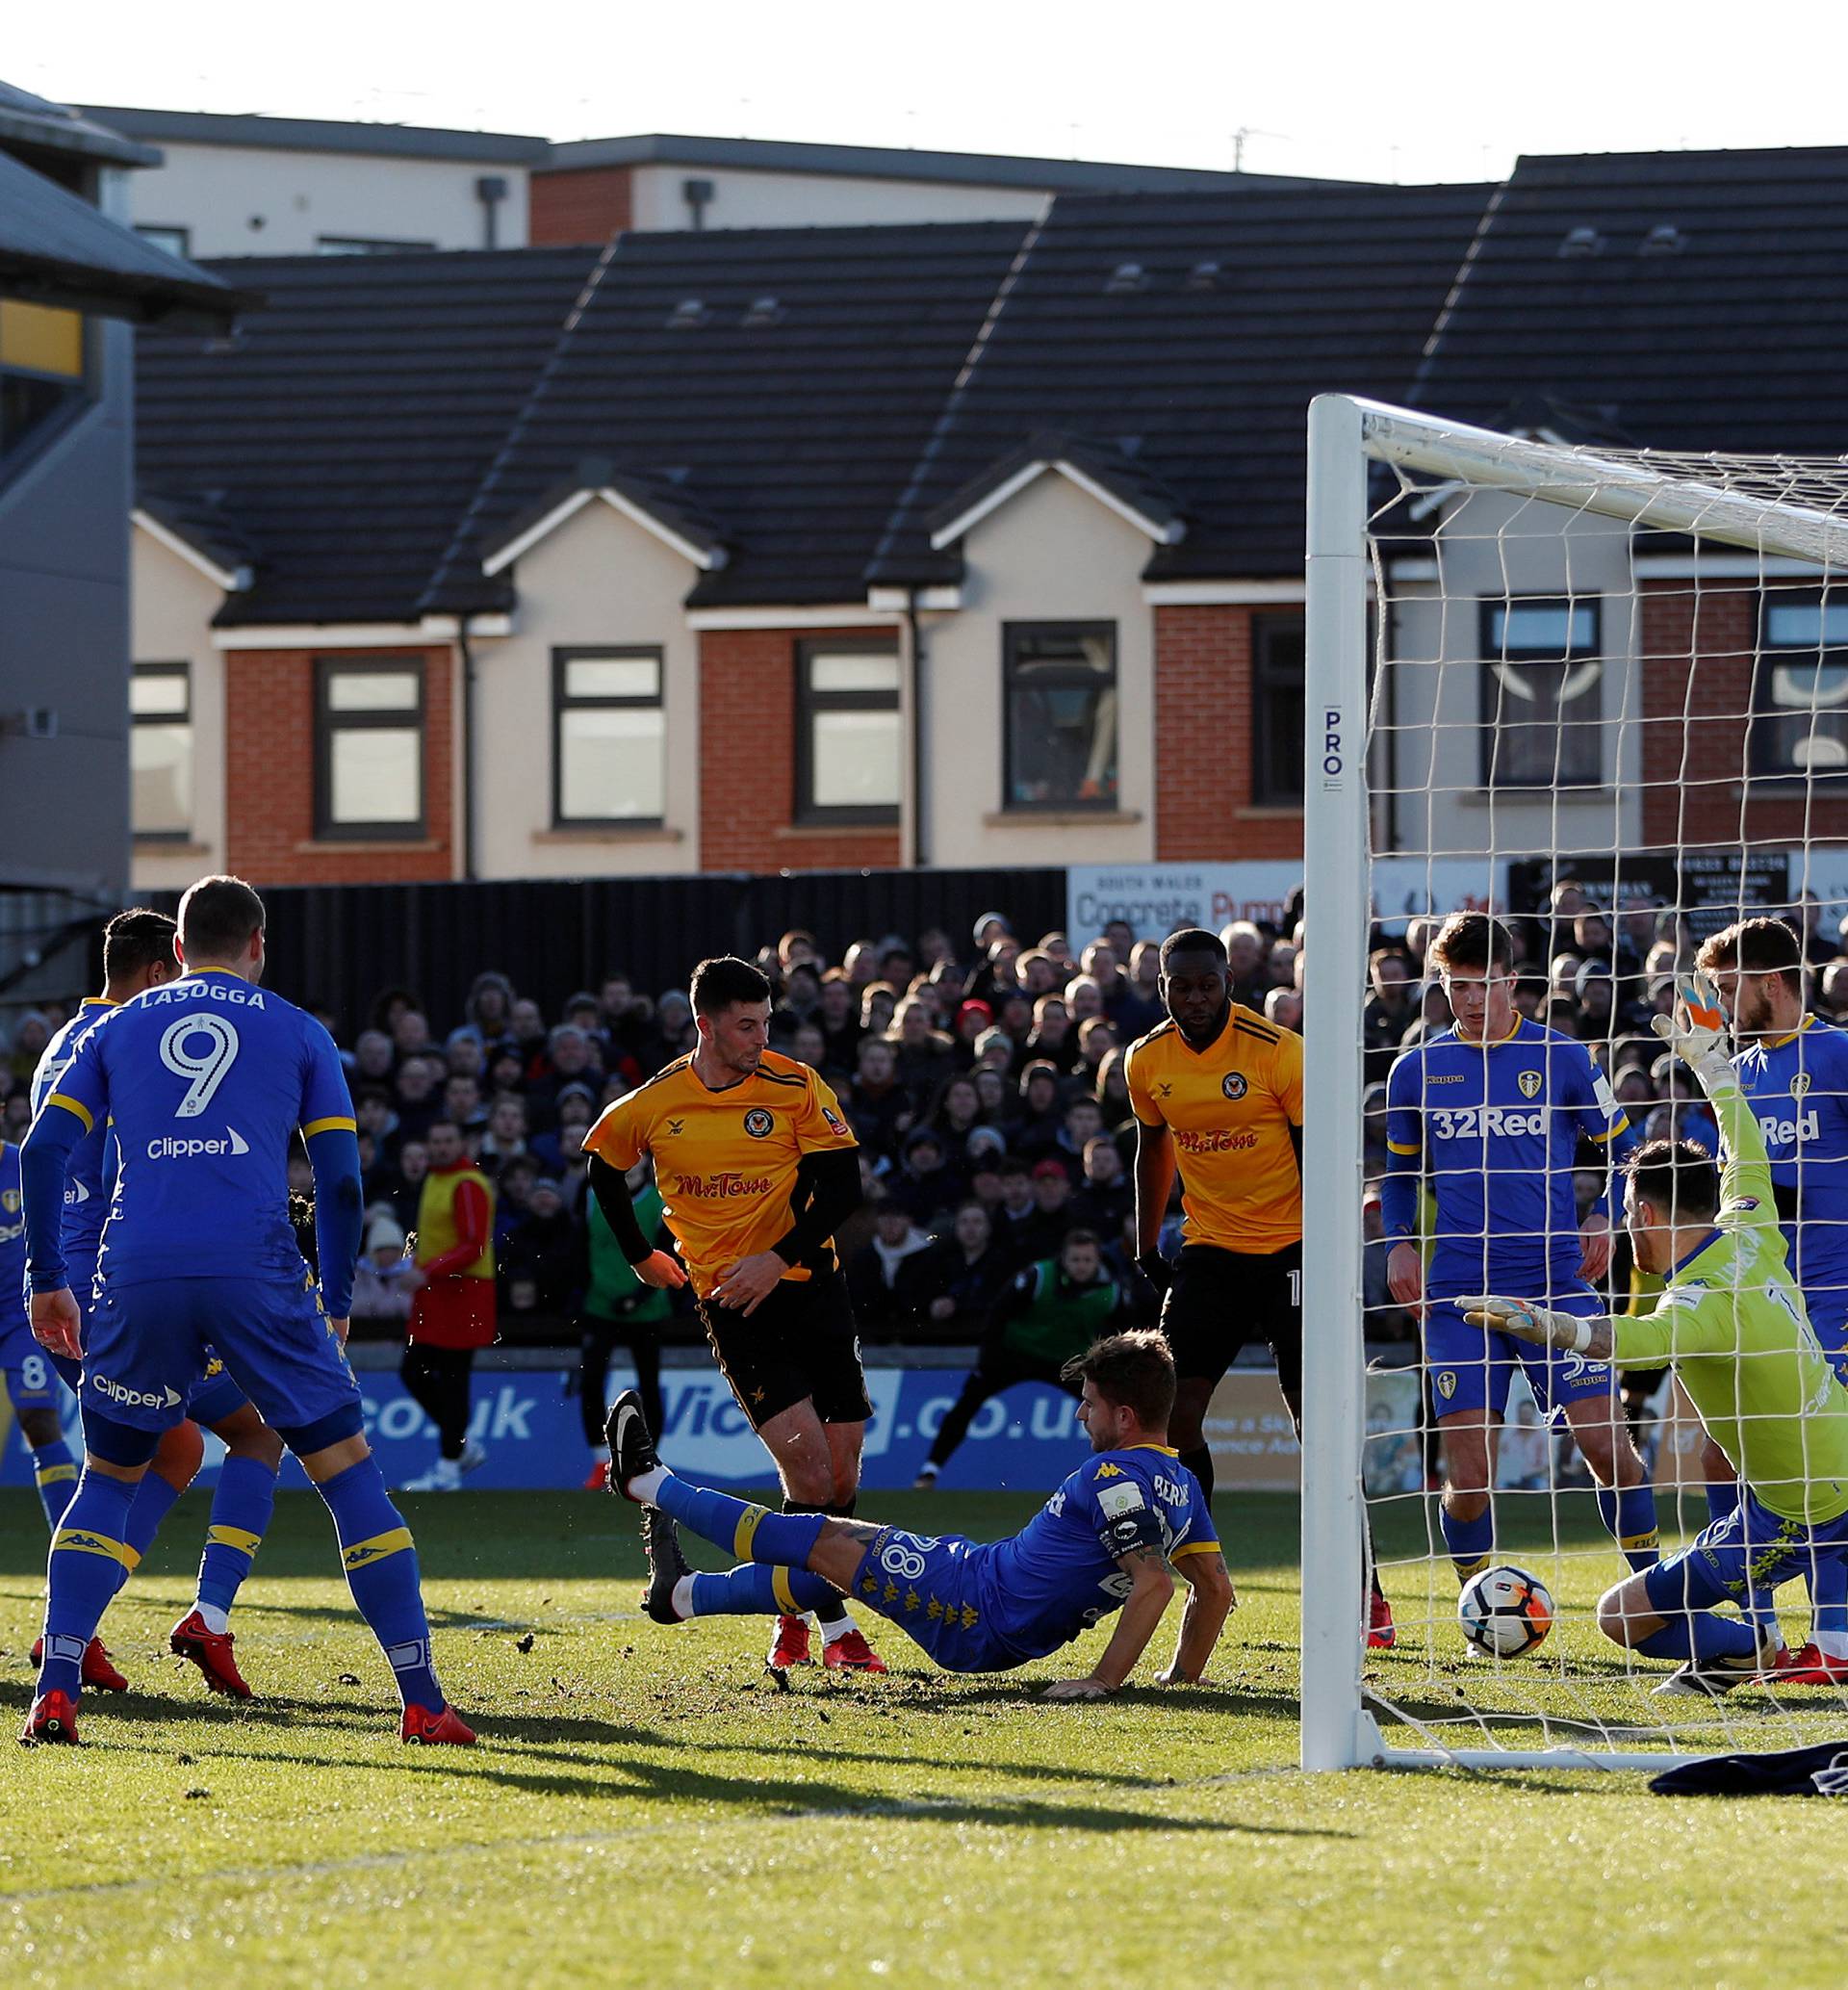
top-left (5, 876), bottom-right (1841, 1354)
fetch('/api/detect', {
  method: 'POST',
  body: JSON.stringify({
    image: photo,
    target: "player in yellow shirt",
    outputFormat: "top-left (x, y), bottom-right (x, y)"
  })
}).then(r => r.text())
top-left (582, 955), bottom-right (884, 1674)
top-left (1126, 926), bottom-right (1395, 1648)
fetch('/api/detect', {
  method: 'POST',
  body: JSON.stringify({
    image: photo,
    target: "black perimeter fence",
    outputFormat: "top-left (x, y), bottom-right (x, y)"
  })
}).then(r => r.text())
top-left (134, 866), bottom-right (1068, 1040)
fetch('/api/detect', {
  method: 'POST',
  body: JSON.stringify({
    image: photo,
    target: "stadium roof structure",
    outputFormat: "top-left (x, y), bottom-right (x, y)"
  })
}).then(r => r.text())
top-left (78, 104), bottom-right (549, 164)
top-left (1409, 145), bottom-right (1848, 454)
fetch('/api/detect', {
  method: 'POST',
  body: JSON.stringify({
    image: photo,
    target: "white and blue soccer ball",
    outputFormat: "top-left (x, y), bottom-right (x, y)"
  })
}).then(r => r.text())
top-left (1458, 1564), bottom-right (1554, 1658)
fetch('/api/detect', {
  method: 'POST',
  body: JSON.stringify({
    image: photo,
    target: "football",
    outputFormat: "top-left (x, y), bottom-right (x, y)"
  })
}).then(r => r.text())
top-left (1457, 1564), bottom-right (1555, 1658)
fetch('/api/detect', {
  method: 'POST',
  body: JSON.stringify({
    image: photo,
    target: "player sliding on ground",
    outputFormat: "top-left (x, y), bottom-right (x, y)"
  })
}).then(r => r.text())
top-left (609, 1331), bottom-right (1236, 1696)
top-left (1465, 974), bottom-right (1848, 1697)
top-left (1385, 913), bottom-right (1660, 1594)
top-left (18, 875), bottom-right (473, 1745)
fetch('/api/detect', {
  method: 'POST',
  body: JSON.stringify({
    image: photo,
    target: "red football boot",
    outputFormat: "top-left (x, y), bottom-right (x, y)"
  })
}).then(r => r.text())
top-left (20, 1690), bottom-right (80, 1744)
top-left (30, 1636), bottom-right (127, 1693)
top-left (767, 1615), bottom-right (812, 1670)
top-left (170, 1611), bottom-right (253, 1699)
top-left (823, 1628), bottom-right (888, 1674)
top-left (400, 1702), bottom-right (476, 1745)
top-left (1367, 1589), bottom-right (1398, 1651)
top-left (1776, 1641), bottom-right (1848, 1687)
top-left (582, 1459), bottom-right (611, 1490)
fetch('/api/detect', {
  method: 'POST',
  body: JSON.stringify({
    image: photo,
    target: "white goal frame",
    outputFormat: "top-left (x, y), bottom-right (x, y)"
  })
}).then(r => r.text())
top-left (1299, 395), bottom-right (1848, 1772)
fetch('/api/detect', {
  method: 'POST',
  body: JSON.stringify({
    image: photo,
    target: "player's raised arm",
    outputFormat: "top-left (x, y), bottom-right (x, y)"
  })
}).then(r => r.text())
top-left (1657, 971), bottom-right (1777, 1221)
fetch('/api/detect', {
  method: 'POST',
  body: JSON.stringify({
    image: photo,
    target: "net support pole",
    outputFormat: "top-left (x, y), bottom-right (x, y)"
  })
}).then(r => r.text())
top-left (1300, 393), bottom-right (1373, 1771)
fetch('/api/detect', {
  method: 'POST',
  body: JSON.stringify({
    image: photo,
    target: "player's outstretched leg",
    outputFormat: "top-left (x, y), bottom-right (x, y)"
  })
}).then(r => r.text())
top-left (639, 1508), bottom-right (840, 1625)
top-left (306, 1449), bottom-right (474, 1744)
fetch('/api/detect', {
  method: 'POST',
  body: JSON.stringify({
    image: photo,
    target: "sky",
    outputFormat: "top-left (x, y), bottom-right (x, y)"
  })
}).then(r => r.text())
top-left (14, 0), bottom-right (1848, 187)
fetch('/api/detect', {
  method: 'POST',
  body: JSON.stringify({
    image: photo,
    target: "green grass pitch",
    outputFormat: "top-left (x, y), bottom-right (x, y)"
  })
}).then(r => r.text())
top-left (3, 1485), bottom-right (1847, 1989)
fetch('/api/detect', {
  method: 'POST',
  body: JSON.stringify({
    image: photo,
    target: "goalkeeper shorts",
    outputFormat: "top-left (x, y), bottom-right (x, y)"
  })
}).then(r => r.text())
top-left (1646, 1487), bottom-right (1848, 1615)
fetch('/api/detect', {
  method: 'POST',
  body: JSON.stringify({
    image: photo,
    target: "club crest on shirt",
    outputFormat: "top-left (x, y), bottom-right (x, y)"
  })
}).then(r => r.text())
top-left (1436, 1369), bottom-right (1457, 1400)
top-left (1221, 1072), bottom-right (1247, 1101)
top-left (743, 1108), bottom-right (774, 1139)
top-left (1792, 1073), bottom-right (1812, 1099)
top-left (1517, 1070), bottom-right (1543, 1098)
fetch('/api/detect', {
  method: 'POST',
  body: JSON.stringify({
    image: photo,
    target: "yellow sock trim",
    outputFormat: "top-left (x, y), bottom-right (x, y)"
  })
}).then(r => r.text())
top-left (35, 1462), bottom-right (78, 1486)
top-left (207, 1524), bottom-right (265, 1558)
top-left (119, 1541), bottom-right (142, 1573)
top-left (53, 1526), bottom-right (131, 1567)
top-left (342, 1527), bottom-right (414, 1570)
top-left (732, 1505), bottom-right (768, 1560)
top-left (771, 1566), bottom-right (801, 1614)
top-left (1621, 1530), bottom-right (1660, 1553)
top-left (1453, 1553), bottom-right (1492, 1582)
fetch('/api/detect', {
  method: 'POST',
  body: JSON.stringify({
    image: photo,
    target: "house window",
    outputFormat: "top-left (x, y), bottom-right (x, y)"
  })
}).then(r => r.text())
top-left (1252, 614), bottom-right (1305, 805)
top-left (135, 223), bottom-right (192, 259)
top-left (1003, 623), bottom-right (1117, 811)
top-left (1754, 593), bottom-right (1848, 778)
top-left (0, 299), bottom-right (86, 470)
top-left (316, 235), bottom-right (438, 255)
top-left (130, 661), bottom-right (192, 840)
top-left (795, 641), bottom-right (901, 822)
top-left (1479, 598), bottom-right (1602, 788)
top-left (553, 648), bottom-right (666, 824)
top-left (315, 659), bottom-right (424, 839)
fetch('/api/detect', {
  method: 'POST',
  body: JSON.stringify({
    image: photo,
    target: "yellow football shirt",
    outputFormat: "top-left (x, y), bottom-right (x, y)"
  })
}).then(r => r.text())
top-left (582, 1049), bottom-right (858, 1296)
top-left (1123, 1005), bottom-right (1303, 1254)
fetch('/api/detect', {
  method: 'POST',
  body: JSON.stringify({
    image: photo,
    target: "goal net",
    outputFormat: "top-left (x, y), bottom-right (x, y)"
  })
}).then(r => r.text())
top-left (1302, 396), bottom-right (1848, 1770)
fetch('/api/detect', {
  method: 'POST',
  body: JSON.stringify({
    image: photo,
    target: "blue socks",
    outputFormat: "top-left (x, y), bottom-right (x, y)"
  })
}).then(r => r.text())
top-left (1806, 1550), bottom-right (1848, 1659)
top-left (112, 1468), bottom-right (184, 1595)
top-left (196, 1456), bottom-right (278, 1618)
top-left (317, 1459), bottom-right (443, 1711)
top-left (37, 1471), bottom-right (136, 1699)
top-left (1595, 1481), bottom-right (1661, 1571)
top-left (1440, 1501), bottom-right (1494, 1584)
top-left (653, 1475), bottom-right (830, 1568)
top-left (30, 1438), bottom-right (79, 1531)
top-left (1635, 1614), bottom-right (1759, 1664)
top-left (686, 1564), bottom-right (838, 1620)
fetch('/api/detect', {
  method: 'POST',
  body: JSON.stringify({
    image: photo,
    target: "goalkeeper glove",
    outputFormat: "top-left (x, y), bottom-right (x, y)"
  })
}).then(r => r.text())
top-left (1649, 970), bottom-right (1735, 1095)
top-left (1460, 1294), bottom-right (1599, 1356)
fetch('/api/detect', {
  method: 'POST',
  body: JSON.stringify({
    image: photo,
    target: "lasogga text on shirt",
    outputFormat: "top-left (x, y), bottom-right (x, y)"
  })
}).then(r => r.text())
top-left (143, 981), bottom-right (268, 1009)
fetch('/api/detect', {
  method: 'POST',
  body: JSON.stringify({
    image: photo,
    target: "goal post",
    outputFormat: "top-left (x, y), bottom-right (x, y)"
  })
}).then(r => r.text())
top-left (1300, 394), bottom-right (1848, 1772)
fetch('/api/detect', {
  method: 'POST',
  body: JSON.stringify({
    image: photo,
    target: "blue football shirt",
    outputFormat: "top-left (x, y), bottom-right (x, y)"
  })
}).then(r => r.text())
top-left (1735, 1014), bottom-right (1848, 1300)
top-left (973, 1446), bottom-right (1218, 1665)
top-left (0, 1140), bottom-right (24, 1331)
top-left (42, 969), bottom-right (355, 1289)
top-left (1384, 1019), bottom-right (1633, 1295)
top-left (29, 996), bottom-right (119, 1289)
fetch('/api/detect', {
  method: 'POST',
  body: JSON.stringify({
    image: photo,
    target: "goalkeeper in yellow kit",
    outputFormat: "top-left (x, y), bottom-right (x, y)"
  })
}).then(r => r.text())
top-left (1467, 975), bottom-right (1848, 1696)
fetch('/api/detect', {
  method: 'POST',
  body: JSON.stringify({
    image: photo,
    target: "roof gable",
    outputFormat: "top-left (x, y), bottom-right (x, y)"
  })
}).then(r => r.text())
top-left (926, 431), bottom-right (1186, 550)
top-left (481, 460), bottom-right (728, 575)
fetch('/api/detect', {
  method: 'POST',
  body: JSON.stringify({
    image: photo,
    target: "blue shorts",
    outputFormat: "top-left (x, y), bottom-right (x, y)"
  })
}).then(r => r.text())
top-left (1424, 1286), bottom-right (1616, 1423)
top-left (64, 1279), bottom-right (252, 1429)
top-left (850, 1528), bottom-right (1014, 1673)
top-left (1644, 1486), bottom-right (1848, 1615)
top-left (81, 1275), bottom-right (358, 1442)
top-left (0, 1318), bottom-right (75, 1413)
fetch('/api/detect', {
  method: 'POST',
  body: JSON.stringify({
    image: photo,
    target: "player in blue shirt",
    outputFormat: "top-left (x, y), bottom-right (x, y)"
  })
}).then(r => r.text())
top-left (1383, 914), bottom-right (1659, 1591)
top-left (608, 1331), bottom-right (1236, 1695)
top-left (1699, 914), bottom-right (1848, 1684)
top-left (27, 909), bottom-right (287, 1699)
top-left (18, 874), bottom-right (472, 1745)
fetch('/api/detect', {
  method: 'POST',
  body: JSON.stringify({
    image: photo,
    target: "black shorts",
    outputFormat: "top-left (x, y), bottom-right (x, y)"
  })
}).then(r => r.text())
top-left (1159, 1242), bottom-right (1302, 1410)
top-left (696, 1268), bottom-right (873, 1432)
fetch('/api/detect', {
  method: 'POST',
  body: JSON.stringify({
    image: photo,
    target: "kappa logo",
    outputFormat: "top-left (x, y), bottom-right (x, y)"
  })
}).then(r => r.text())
top-left (1221, 1072), bottom-right (1248, 1101)
top-left (1435, 1370), bottom-right (1458, 1401)
top-left (1517, 1070), bottom-right (1543, 1099)
top-left (1093, 1462), bottom-right (1123, 1480)
top-left (743, 1108), bottom-right (774, 1139)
